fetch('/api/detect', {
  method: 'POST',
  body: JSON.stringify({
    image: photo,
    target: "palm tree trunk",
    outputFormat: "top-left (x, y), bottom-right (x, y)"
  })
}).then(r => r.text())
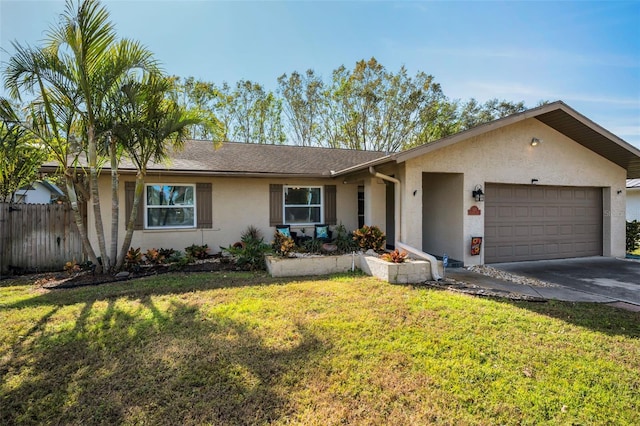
top-left (65, 176), bottom-right (99, 268)
top-left (109, 135), bottom-right (119, 271)
top-left (115, 172), bottom-right (144, 271)
top-left (88, 124), bottom-right (110, 272)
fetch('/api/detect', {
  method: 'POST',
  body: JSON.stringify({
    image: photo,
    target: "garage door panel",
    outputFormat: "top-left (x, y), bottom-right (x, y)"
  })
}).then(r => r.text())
top-left (531, 244), bottom-right (546, 255)
top-left (530, 225), bottom-right (544, 236)
top-left (531, 206), bottom-right (545, 217)
top-left (514, 226), bottom-right (529, 237)
top-left (559, 225), bottom-right (572, 235)
top-left (545, 189), bottom-right (559, 200)
top-left (531, 188), bottom-right (545, 199)
top-left (485, 184), bottom-right (602, 263)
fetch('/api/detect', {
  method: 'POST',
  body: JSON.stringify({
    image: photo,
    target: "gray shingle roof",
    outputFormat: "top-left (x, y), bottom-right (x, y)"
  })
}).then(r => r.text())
top-left (117, 141), bottom-right (387, 177)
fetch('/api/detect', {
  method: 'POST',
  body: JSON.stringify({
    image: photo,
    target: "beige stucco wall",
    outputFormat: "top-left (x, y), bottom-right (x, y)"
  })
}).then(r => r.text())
top-left (88, 175), bottom-right (360, 256)
top-left (422, 173), bottom-right (464, 261)
top-left (400, 118), bottom-right (627, 265)
top-left (363, 176), bottom-right (387, 231)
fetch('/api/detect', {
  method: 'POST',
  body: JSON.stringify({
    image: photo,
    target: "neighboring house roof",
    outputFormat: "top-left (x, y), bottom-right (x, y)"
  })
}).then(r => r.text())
top-left (333, 101), bottom-right (640, 178)
top-left (626, 179), bottom-right (640, 189)
top-left (39, 180), bottom-right (64, 196)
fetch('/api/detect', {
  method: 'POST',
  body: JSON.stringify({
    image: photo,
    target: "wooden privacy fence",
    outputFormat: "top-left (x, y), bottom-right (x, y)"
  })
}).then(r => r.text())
top-left (0, 203), bottom-right (84, 274)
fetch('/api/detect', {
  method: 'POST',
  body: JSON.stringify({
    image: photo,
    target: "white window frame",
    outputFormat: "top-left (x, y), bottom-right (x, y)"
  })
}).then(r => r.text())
top-left (283, 185), bottom-right (324, 225)
top-left (144, 183), bottom-right (197, 229)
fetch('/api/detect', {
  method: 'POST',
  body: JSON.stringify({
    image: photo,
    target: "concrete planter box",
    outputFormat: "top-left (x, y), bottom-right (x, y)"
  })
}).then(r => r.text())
top-left (359, 255), bottom-right (431, 284)
top-left (265, 253), bottom-right (440, 283)
top-left (265, 254), bottom-right (359, 278)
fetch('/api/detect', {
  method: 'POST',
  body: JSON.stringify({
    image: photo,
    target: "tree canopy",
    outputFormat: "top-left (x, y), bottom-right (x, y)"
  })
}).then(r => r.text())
top-left (173, 57), bottom-right (532, 152)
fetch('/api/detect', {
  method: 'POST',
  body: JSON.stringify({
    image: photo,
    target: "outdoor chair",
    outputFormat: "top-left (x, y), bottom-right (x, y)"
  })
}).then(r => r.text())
top-left (314, 224), bottom-right (333, 242)
top-left (275, 224), bottom-right (297, 242)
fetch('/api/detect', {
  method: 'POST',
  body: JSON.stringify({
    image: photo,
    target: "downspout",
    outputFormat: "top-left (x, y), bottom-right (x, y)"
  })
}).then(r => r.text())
top-left (369, 167), bottom-right (442, 281)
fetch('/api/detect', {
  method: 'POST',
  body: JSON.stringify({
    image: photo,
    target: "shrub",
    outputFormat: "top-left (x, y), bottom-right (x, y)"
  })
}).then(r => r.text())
top-left (273, 231), bottom-right (296, 257)
top-left (626, 220), bottom-right (640, 252)
top-left (334, 223), bottom-right (358, 254)
top-left (166, 250), bottom-right (193, 270)
top-left (63, 259), bottom-right (81, 274)
top-left (303, 238), bottom-right (323, 254)
top-left (353, 225), bottom-right (386, 252)
top-left (242, 225), bottom-right (262, 241)
top-left (144, 248), bottom-right (165, 265)
top-left (124, 247), bottom-right (143, 270)
top-left (185, 244), bottom-right (210, 260)
top-left (223, 226), bottom-right (272, 270)
top-left (158, 248), bottom-right (176, 259)
top-left (380, 249), bottom-right (407, 263)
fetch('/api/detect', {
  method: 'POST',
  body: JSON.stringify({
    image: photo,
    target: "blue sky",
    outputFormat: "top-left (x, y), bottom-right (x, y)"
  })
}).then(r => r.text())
top-left (1, 0), bottom-right (639, 146)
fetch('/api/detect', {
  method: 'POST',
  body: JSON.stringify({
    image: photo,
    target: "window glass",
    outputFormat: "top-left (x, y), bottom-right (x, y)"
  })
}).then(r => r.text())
top-left (146, 185), bottom-right (195, 228)
top-left (147, 185), bottom-right (194, 206)
top-left (284, 186), bottom-right (322, 224)
top-left (285, 187), bottom-right (321, 205)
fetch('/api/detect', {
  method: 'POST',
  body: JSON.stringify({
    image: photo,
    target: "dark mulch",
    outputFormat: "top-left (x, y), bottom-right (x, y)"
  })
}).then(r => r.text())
top-left (2, 258), bottom-right (244, 289)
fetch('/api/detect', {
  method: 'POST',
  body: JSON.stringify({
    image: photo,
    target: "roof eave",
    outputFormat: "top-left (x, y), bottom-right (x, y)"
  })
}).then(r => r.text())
top-left (331, 155), bottom-right (396, 176)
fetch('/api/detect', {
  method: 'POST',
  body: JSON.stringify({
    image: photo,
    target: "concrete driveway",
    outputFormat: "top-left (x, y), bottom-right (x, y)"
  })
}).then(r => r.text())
top-left (492, 257), bottom-right (640, 306)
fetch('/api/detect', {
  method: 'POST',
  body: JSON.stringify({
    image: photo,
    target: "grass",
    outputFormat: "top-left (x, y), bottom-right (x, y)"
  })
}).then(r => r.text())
top-left (1, 272), bottom-right (639, 425)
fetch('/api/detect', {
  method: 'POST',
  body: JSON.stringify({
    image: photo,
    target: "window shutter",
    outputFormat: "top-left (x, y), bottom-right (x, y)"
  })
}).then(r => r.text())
top-left (269, 184), bottom-right (283, 226)
top-left (196, 182), bottom-right (213, 229)
top-left (125, 181), bottom-right (144, 230)
top-left (324, 185), bottom-right (337, 225)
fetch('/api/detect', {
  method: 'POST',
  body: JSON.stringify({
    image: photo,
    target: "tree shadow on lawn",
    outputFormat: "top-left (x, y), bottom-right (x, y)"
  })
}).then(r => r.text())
top-left (503, 298), bottom-right (640, 338)
top-left (2, 271), bottom-right (294, 310)
top-left (410, 283), bottom-right (640, 339)
top-left (1, 294), bottom-right (326, 425)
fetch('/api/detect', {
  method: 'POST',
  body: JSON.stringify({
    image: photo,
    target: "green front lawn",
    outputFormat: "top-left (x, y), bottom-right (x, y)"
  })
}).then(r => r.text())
top-left (1, 272), bottom-right (638, 425)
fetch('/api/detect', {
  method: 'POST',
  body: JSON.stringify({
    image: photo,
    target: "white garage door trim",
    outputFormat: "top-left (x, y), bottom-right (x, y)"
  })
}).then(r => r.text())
top-left (484, 184), bottom-right (603, 263)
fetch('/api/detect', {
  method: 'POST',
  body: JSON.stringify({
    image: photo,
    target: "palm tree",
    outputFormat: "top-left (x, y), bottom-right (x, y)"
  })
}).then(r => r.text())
top-left (111, 74), bottom-right (202, 270)
top-left (4, 0), bottom-right (157, 272)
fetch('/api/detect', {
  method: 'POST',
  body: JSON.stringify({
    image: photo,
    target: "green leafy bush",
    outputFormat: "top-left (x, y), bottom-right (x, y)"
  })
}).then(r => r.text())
top-left (303, 238), bottom-right (323, 254)
top-left (223, 226), bottom-right (272, 270)
top-left (626, 220), bottom-right (640, 252)
top-left (334, 223), bottom-right (358, 254)
top-left (353, 225), bottom-right (386, 253)
top-left (185, 244), bottom-right (210, 260)
top-left (158, 248), bottom-right (176, 259)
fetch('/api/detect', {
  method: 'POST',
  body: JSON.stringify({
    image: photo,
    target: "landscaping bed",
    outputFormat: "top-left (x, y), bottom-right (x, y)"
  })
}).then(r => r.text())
top-left (7, 256), bottom-right (243, 289)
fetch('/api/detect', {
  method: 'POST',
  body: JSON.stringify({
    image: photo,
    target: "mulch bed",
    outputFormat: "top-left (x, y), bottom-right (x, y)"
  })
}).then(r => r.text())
top-left (3, 258), bottom-right (244, 290)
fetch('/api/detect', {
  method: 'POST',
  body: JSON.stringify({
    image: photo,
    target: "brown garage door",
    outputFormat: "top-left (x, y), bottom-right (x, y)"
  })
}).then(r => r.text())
top-left (484, 184), bottom-right (602, 263)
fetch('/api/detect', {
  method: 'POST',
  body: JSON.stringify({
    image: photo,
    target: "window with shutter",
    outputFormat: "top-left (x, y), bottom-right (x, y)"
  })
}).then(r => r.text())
top-left (269, 184), bottom-right (283, 226)
top-left (196, 183), bottom-right (213, 229)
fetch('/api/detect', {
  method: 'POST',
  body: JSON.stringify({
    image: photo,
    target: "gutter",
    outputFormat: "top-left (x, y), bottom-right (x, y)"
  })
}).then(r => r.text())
top-left (368, 167), bottom-right (442, 281)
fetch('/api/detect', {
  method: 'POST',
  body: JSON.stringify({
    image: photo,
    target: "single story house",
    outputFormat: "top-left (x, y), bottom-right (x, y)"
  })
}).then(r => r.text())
top-left (12, 180), bottom-right (64, 204)
top-left (626, 179), bottom-right (640, 222)
top-left (72, 101), bottom-right (640, 266)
